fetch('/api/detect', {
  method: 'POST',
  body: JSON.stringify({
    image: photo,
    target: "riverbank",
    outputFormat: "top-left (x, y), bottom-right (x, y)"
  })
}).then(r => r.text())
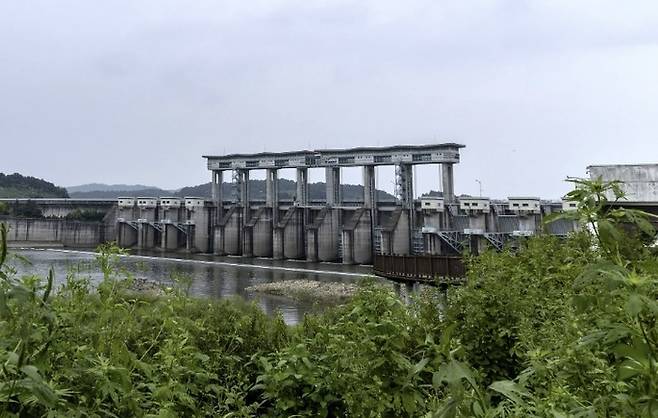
top-left (11, 247), bottom-right (372, 324)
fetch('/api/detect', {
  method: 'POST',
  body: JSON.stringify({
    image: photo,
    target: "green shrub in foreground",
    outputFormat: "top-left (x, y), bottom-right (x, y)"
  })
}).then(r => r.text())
top-left (0, 233), bottom-right (290, 417)
top-left (1, 177), bottom-right (658, 417)
top-left (438, 177), bottom-right (658, 417)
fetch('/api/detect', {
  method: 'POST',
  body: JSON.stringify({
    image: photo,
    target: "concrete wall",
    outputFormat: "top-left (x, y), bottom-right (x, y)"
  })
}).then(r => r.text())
top-left (161, 224), bottom-right (181, 250)
top-left (317, 209), bottom-right (340, 261)
top-left (117, 223), bottom-right (137, 247)
top-left (0, 201), bottom-right (116, 219)
top-left (283, 208), bottom-right (305, 259)
top-left (117, 206), bottom-right (138, 223)
top-left (137, 222), bottom-right (158, 249)
top-left (215, 207), bottom-right (241, 255)
top-left (467, 214), bottom-right (487, 231)
top-left (138, 207), bottom-right (158, 222)
top-left (272, 208), bottom-right (305, 260)
top-left (380, 208), bottom-right (410, 256)
top-left (251, 208), bottom-right (273, 257)
top-left (390, 210), bottom-right (410, 255)
top-left (2, 217), bottom-right (113, 247)
top-left (306, 207), bottom-right (340, 262)
top-left (589, 164), bottom-right (658, 202)
top-left (518, 215), bottom-right (539, 233)
top-left (342, 209), bottom-right (372, 264)
top-left (187, 207), bottom-right (211, 253)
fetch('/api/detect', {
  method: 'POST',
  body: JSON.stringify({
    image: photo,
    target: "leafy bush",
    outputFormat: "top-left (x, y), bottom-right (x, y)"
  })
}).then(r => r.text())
top-left (256, 284), bottom-right (444, 417)
top-left (438, 177), bottom-right (658, 417)
top-left (10, 200), bottom-right (44, 218)
top-left (2, 176), bottom-right (658, 417)
top-left (0, 226), bottom-right (290, 416)
top-left (447, 232), bottom-right (595, 385)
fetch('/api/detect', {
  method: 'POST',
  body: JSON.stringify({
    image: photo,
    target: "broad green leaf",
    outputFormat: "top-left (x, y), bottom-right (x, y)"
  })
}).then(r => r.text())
top-left (489, 380), bottom-right (529, 405)
top-left (437, 360), bottom-right (478, 390)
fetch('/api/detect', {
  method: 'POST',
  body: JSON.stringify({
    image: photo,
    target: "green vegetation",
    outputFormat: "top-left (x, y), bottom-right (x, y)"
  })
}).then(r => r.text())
top-left (0, 173), bottom-right (69, 198)
top-left (0, 200), bottom-right (44, 218)
top-left (1, 177), bottom-right (658, 416)
top-left (70, 180), bottom-right (396, 201)
top-left (64, 209), bottom-right (106, 222)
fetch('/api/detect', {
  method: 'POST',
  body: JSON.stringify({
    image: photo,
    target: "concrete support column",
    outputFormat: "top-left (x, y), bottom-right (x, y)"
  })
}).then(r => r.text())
top-left (341, 230), bottom-right (354, 264)
top-left (266, 169), bottom-right (279, 207)
top-left (239, 170), bottom-right (250, 256)
top-left (211, 171), bottom-right (223, 229)
top-left (117, 223), bottom-right (137, 248)
top-left (296, 167), bottom-right (309, 257)
top-left (363, 166), bottom-right (376, 208)
top-left (363, 165), bottom-right (377, 258)
top-left (266, 168), bottom-right (279, 225)
top-left (273, 228), bottom-right (284, 259)
top-left (442, 163), bottom-right (455, 203)
top-left (240, 170), bottom-right (250, 222)
top-left (395, 164), bottom-right (414, 209)
top-left (326, 167), bottom-right (341, 206)
top-left (396, 163), bottom-right (414, 253)
top-left (211, 170), bottom-right (223, 206)
top-left (323, 167), bottom-right (342, 262)
top-left (296, 167), bottom-right (308, 206)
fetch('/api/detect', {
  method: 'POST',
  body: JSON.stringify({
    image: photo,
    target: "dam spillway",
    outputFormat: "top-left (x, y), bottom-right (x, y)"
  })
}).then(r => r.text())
top-left (114, 143), bottom-right (579, 263)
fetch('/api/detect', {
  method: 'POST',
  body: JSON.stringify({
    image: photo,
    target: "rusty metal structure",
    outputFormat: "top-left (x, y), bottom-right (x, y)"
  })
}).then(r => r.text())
top-left (373, 253), bottom-right (466, 284)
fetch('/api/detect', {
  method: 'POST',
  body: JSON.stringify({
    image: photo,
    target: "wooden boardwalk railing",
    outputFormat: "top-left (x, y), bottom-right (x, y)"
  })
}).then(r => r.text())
top-left (373, 254), bottom-right (466, 285)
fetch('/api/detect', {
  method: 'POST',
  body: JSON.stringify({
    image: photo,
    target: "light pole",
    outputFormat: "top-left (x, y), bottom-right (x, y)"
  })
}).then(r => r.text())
top-left (475, 179), bottom-right (482, 197)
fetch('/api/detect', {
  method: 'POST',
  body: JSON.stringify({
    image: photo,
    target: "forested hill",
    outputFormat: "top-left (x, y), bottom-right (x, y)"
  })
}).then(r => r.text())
top-left (177, 180), bottom-right (397, 201)
top-left (70, 180), bottom-right (397, 201)
top-left (0, 173), bottom-right (69, 198)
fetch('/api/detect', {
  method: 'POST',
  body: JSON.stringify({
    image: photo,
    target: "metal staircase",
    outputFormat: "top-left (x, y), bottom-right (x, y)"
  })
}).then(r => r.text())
top-left (436, 231), bottom-right (466, 253)
top-left (412, 228), bottom-right (424, 255)
top-left (483, 232), bottom-right (507, 250)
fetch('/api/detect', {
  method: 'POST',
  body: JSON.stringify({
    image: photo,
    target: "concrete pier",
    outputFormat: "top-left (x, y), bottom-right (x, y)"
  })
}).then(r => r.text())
top-left (136, 198), bottom-right (158, 249)
top-left (380, 208), bottom-right (410, 255)
top-left (307, 207), bottom-right (341, 262)
top-left (159, 197), bottom-right (183, 250)
top-left (215, 206), bottom-right (241, 255)
top-left (277, 207), bottom-right (305, 259)
top-left (185, 197), bottom-right (211, 253)
top-left (246, 207), bottom-right (273, 257)
top-left (442, 163), bottom-right (455, 203)
top-left (342, 208), bottom-right (373, 264)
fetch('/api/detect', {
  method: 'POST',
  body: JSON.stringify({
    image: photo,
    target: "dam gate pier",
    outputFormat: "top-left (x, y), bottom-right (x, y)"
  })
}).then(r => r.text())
top-left (112, 143), bottom-right (578, 263)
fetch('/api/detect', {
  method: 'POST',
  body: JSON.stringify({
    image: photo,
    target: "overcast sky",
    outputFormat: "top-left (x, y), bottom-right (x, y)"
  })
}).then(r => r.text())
top-left (2, 0), bottom-right (658, 198)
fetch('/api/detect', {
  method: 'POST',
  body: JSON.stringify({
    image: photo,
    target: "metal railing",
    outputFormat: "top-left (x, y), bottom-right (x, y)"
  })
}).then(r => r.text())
top-left (373, 254), bottom-right (466, 284)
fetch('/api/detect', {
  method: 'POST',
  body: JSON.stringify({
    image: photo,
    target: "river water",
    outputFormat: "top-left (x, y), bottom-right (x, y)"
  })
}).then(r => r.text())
top-left (7, 248), bottom-right (399, 325)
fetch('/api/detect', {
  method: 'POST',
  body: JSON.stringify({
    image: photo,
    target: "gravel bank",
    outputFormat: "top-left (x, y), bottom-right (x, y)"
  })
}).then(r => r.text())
top-left (245, 280), bottom-right (359, 303)
top-left (129, 277), bottom-right (165, 295)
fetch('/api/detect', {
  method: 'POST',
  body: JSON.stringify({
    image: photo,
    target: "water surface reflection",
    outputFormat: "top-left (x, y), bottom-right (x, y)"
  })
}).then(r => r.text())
top-left (10, 248), bottom-right (392, 324)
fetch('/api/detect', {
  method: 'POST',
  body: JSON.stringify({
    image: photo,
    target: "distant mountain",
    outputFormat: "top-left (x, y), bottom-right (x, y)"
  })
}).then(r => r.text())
top-left (67, 183), bottom-right (167, 193)
top-left (70, 180), bottom-right (397, 201)
top-left (69, 188), bottom-right (171, 199)
top-left (0, 173), bottom-right (69, 198)
top-left (179, 179), bottom-right (396, 201)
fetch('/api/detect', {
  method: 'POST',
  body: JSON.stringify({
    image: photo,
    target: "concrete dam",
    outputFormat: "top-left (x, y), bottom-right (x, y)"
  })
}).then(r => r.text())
top-left (112, 143), bottom-right (578, 263)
